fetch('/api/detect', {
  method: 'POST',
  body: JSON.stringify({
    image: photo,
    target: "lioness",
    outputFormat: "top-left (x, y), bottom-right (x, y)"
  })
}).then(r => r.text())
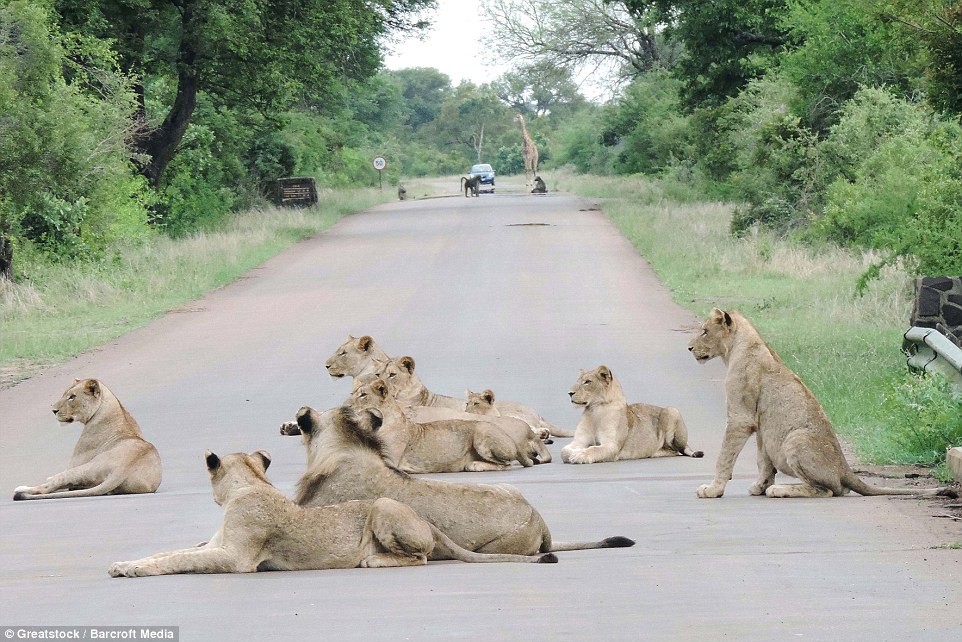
top-left (562, 366), bottom-right (703, 464)
top-left (285, 406), bottom-right (635, 557)
top-left (109, 450), bottom-right (554, 577)
top-left (378, 355), bottom-right (565, 439)
top-left (325, 335), bottom-right (390, 379)
top-left (347, 378), bottom-right (537, 472)
top-left (14, 379), bottom-right (162, 501)
top-left (689, 308), bottom-right (956, 498)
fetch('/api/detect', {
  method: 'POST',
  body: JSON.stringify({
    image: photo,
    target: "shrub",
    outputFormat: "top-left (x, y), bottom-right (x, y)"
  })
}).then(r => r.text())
top-left (879, 373), bottom-right (962, 468)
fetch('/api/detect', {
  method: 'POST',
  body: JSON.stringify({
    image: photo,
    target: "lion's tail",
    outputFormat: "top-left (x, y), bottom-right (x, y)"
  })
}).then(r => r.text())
top-left (13, 476), bottom-right (131, 501)
top-left (842, 472), bottom-right (957, 498)
top-left (429, 525), bottom-right (557, 564)
top-left (546, 424), bottom-right (576, 438)
top-left (549, 536), bottom-right (635, 552)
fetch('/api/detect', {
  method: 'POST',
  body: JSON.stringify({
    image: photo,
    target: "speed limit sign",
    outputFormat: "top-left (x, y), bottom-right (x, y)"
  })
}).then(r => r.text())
top-left (372, 156), bottom-right (387, 171)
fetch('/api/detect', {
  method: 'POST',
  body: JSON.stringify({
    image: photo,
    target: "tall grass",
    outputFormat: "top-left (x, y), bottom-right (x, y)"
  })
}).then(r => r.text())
top-left (557, 170), bottom-right (958, 475)
top-left (0, 188), bottom-right (390, 385)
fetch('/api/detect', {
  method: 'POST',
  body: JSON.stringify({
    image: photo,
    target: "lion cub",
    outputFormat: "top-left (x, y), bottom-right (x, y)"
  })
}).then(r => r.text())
top-left (348, 377), bottom-right (537, 472)
top-left (109, 450), bottom-right (554, 577)
top-left (689, 308), bottom-right (955, 499)
top-left (562, 366), bottom-right (702, 465)
top-left (14, 379), bottom-right (162, 501)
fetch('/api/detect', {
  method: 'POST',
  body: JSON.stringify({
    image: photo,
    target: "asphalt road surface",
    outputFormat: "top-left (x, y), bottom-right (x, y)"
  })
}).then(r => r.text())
top-left (1, 186), bottom-right (959, 641)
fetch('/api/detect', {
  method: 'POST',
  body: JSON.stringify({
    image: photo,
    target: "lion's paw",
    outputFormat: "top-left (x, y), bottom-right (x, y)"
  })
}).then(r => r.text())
top-left (563, 449), bottom-right (592, 465)
top-left (108, 562), bottom-right (132, 578)
top-left (696, 483), bottom-right (725, 498)
top-left (748, 482), bottom-right (770, 496)
top-left (279, 421), bottom-right (301, 436)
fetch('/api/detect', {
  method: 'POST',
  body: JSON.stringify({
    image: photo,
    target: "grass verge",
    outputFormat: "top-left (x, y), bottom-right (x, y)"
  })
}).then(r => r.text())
top-left (555, 170), bottom-right (960, 478)
top-left (0, 188), bottom-right (391, 387)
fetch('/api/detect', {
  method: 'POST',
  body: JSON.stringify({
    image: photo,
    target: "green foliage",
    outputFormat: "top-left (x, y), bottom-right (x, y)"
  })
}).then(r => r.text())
top-left (0, 1), bottom-right (151, 259)
top-left (879, 373), bottom-right (962, 468)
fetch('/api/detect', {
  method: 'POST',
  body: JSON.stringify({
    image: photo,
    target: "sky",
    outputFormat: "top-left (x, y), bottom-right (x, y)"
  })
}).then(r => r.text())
top-left (383, 1), bottom-right (509, 86)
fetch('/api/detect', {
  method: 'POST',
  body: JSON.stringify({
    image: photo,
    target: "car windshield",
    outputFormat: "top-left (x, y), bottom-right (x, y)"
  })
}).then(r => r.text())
top-left (471, 164), bottom-right (493, 173)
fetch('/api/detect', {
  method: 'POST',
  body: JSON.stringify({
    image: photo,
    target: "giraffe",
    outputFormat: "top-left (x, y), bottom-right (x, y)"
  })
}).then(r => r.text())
top-left (514, 114), bottom-right (539, 190)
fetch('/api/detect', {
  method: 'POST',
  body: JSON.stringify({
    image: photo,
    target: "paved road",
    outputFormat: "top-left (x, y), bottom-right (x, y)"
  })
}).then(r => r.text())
top-left (1, 186), bottom-right (959, 640)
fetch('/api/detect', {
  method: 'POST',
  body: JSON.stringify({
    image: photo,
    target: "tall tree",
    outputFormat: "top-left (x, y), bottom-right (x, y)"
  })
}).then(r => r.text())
top-left (493, 61), bottom-right (587, 117)
top-left (54, 0), bottom-right (435, 186)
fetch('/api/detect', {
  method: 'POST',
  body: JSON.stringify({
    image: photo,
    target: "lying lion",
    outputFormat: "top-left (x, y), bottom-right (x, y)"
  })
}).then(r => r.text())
top-left (376, 355), bottom-right (565, 439)
top-left (347, 377), bottom-right (539, 471)
top-left (284, 405), bottom-right (635, 557)
top-left (109, 450), bottom-right (555, 577)
top-left (689, 308), bottom-right (956, 499)
top-left (562, 366), bottom-right (703, 464)
top-left (14, 379), bottom-right (162, 501)
top-left (325, 335), bottom-right (390, 379)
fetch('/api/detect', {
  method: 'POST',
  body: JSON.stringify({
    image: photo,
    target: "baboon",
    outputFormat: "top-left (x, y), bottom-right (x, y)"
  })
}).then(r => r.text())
top-left (531, 176), bottom-right (547, 194)
top-left (397, 183), bottom-right (407, 200)
top-left (461, 176), bottom-right (480, 197)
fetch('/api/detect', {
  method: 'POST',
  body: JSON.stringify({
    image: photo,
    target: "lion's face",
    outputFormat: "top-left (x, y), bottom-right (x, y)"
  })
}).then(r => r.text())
top-left (688, 308), bottom-right (734, 363)
top-left (52, 379), bottom-right (102, 424)
top-left (464, 390), bottom-right (497, 415)
top-left (348, 378), bottom-right (391, 412)
top-left (325, 335), bottom-right (376, 378)
top-left (568, 366), bottom-right (615, 407)
top-left (376, 356), bottom-right (417, 397)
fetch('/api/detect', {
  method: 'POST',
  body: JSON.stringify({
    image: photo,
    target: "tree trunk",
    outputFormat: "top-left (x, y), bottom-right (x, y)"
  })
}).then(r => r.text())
top-left (0, 233), bottom-right (13, 281)
top-left (134, 7), bottom-right (200, 187)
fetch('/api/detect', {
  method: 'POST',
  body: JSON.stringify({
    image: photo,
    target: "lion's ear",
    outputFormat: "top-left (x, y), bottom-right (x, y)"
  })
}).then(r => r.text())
top-left (84, 379), bottom-right (101, 397)
top-left (709, 308), bottom-right (727, 324)
top-left (373, 379), bottom-right (389, 399)
top-left (296, 406), bottom-right (317, 435)
top-left (723, 311), bottom-right (733, 327)
top-left (366, 409), bottom-right (383, 431)
top-left (251, 450), bottom-right (271, 472)
top-left (205, 451), bottom-right (220, 472)
top-left (598, 366), bottom-right (612, 384)
top-left (357, 335), bottom-right (373, 352)
top-left (399, 356), bottom-right (415, 373)
top-left (482, 389), bottom-right (495, 404)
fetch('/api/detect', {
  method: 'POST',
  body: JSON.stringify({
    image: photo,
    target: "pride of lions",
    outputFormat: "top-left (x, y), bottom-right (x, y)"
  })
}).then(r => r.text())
top-left (13, 309), bottom-right (955, 577)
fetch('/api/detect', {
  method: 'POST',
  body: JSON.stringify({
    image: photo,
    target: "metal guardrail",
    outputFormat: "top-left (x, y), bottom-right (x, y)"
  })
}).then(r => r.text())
top-left (902, 326), bottom-right (962, 389)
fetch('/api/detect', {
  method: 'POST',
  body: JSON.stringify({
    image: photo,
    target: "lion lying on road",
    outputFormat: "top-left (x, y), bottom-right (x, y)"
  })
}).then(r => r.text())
top-left (14, 379), bottom-right (162, 501)
top-left (689, 308), bottom-right (956, 498)
top-left (378, 355), bottom-right (564, 440)
top-left (562, 366), bottom-right (702, 464)
top-left (109, 450), bottom-right (554, 577)
top-left (325, 335), bottom-right (390, 379)
top-left (347, 377), bottom-right (538, 471)
top-left (284, 405), bottom-right (634, 557)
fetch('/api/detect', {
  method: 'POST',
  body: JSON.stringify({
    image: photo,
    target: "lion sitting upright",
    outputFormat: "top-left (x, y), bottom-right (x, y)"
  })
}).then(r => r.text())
top-left (109, 450), bottom-right (554, 577)
top-left (562, 366), bottom-right (702, 465)
top-left (14, 379), bottom-right (162, 500)
top-left (688, 308), bottom-right (955, 499)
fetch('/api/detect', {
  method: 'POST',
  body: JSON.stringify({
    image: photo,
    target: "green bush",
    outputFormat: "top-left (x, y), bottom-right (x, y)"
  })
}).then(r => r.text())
top-left (879, 373), bottom-right (962, 469)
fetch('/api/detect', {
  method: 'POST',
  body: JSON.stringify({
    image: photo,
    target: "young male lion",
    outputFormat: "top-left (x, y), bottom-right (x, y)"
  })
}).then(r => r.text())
top-left (562, 366), bottom-right (702, 465)
top-left (284, 406), bottom-right (635, 557)
top-left (109, 450), bottom-right (555, 577)
top-left (14, 379), bottom-right (162, 501)
top-left (689, 308), bottom-right (956, 499)
top-left (347, 377), bottom-right (539, 472)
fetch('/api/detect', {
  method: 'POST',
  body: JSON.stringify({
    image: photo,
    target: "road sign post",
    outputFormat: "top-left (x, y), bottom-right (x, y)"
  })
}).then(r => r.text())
top-left (372, 156), bottom-right (387, 191)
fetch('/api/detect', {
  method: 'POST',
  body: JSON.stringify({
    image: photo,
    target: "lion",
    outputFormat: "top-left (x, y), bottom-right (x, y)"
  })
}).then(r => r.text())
top-left (347, 377), bottom-right (538, 472)
top-left (14, 379), bottom-right (162, 501)
top-left (325, 335), bottom-right (390, 379)
top-left (284, 405), bottom-right (635, 557)
top-left (561, 366), bottom-right (703, 465)
top-left (109, 450), bottom-right (555, 577)
top-left (688, 308), bottom-right (957, 499)
top-left (377, 355), bottom-right (566, 440)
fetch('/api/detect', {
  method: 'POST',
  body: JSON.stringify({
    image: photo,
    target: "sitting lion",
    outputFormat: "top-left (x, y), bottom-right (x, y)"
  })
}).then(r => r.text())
top-left (688, 308), bottom-right (956, 498)
top-left (284, 405), bottom-right (635, 557)
top-left (347, 377), bottom-right (538, 471)
top-left (109, 450), bottom-right (554, 577)
top-left (377, 355), bottom-right (565, 440)
top-left (562, 366), bottom-right (702, 464)
top-left (325, 335), bottom-right (390, 379)
top-left (14, 379), bottom-right (162, 500)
